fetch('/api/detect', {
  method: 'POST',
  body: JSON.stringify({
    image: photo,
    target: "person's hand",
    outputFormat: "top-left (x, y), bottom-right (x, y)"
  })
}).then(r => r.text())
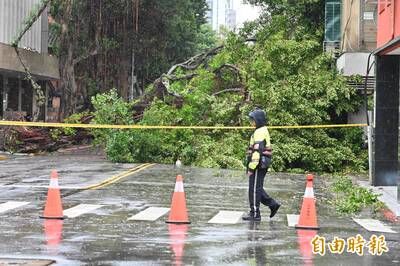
top-left (248, 171), bottom-right (253, 176)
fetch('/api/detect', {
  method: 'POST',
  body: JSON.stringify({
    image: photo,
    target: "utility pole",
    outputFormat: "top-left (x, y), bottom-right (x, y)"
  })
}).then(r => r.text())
top-left (130, 0), bottom-right (139, 101)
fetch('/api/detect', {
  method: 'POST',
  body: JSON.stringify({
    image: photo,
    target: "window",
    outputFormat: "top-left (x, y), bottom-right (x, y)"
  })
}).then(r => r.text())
top-left (324, 1), bottom-right (341, 42)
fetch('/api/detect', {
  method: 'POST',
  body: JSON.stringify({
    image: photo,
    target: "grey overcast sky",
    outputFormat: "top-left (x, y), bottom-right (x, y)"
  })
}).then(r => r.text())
top-left (234, 0), bottom-right (262, 27)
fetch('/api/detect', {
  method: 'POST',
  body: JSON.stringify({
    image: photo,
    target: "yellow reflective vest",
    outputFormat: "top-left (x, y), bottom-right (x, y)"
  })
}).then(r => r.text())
top-left (248, 126), bottom-right (271, 170)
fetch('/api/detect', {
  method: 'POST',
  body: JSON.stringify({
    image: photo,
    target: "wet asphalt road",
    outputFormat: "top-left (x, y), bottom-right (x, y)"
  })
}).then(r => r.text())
top-left (0, 152), bottom-right (399, 265)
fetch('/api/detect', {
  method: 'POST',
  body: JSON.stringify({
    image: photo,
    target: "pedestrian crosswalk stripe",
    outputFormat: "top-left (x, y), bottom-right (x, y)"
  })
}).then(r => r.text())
top-left (63, 204), bottom-right (104, 218)
top-left (286, 214), bottom-right (300, 227)
top-left (1, 184), bottom-right (82, 189)
top-left (207, 211), bottom-right (245, 224)
top-left (352, 218), bottom-right (397, 233)
top-left (128, 207), bottom-right (170, 221)
top-left (0, 201), bottom-right (30, 214)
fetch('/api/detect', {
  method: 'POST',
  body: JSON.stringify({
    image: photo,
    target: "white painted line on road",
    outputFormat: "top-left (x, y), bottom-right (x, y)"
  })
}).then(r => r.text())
top-left (64, 204), bottom-right (104, 218)
top-left (128, 207), bottom-right (170, 221)
top-left (287, 214), bottom-right (300, 227)
top-left (353, 218), bottom-right (397, 233)
top-left (208, 211), bottom-right (245, 224)
top-left (0, 201), bottom-right (30, 214)
top-left (2, 182), bottom-right (281, 191)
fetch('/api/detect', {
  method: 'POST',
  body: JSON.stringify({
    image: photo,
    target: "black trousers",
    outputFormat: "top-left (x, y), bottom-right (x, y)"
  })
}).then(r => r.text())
top-left (248, 167), bottom-right (276, 213)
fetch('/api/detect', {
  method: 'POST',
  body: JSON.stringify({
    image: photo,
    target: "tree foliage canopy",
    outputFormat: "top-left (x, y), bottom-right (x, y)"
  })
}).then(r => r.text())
top-left (246, 0), bottom-right (325, 35)
top-left (91, 3), bottom-right (366, 173)
top-left (49, 0), bottom-right (215, 116)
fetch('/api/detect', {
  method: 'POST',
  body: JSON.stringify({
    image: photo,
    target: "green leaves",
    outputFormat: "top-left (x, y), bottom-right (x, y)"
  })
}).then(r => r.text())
top-left (89, 0), bottom-right (366, 172)
top-left (91, 90), bottom-right (132, 126)
top-left (330, 176), bottom-right (382, 214)
top-left (246, 0), bottom-right (325, 37)
top-left (92, 24), bottom-right (366, 171)
top-left (90, 90), bottom-right (134, 151)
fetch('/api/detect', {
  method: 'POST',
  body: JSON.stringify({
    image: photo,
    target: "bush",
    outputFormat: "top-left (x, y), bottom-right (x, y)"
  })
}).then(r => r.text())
top-left (50, 110), bottom-right (91, 140)
top-left (330, 176), bottom-right (383, 213)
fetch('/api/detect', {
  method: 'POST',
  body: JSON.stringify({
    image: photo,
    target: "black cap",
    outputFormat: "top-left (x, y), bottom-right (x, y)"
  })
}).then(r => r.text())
top-left (248, 109), bottom-right (266, 128)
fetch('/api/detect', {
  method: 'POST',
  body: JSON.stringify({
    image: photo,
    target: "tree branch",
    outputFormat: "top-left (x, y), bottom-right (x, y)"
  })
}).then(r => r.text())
top-left (72, 20), bottom-right (102, 66)
top-left (11, 0), bottom-right (52, 48)
top-left (11, 0), bottom-right (52, 121)
top-left (212, 88), bottom-right (243, 96)
top-left (214, 64), bottom-right (241, 74)
top-left (166, 73), bottom-right (199, 81)
top-left (72, 48), bottom-right (100, 66)
top-left (132, 38), bottom-right (257, 117)
top-left (166, 38), bottom-right (256, 76)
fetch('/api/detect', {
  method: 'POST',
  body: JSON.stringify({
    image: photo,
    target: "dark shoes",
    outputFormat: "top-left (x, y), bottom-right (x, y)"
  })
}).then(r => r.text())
top-left (242, 211), bottom-right (261, 221)
top-left (243, 203), bottom-right (281, 221)
top-left (269, 203), bottom-right (281, 218)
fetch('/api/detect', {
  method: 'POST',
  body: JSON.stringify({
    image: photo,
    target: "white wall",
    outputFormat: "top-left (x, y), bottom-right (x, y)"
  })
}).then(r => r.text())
top-left (0, 0), bottom-right (48, 53)
top-left (336, 52), bottom-right (375, 76)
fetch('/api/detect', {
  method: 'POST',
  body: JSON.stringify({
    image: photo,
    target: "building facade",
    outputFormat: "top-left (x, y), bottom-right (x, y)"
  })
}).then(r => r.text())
top-left (324, 0), bottom-right (377, 52)
top-left (0, 0), bottom-right (59, 121)
top-left (206, 0), bottom-right (237, 33)
top-left (324, 0), bottom-right (378, 144)
top-left (225, 4), bottom-right (237, 31)
top-left (325, 0), bottom-right (377, 84)
top-left (372, 0), bottom-right (400, 187)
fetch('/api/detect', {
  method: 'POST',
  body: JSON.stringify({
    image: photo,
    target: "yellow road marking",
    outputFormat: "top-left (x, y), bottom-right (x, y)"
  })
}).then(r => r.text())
top-left (0, 120), bottom-right (368, 130)
top-left (91, 164), bottom-right (155, 190)
top-left (0, 156), bottom-right (7, 160)
top-left (82, 163), bottom-right (154, 190)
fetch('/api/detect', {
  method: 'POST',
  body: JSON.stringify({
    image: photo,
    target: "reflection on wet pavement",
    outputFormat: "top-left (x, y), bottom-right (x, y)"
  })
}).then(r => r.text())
top-left (44, 220), bottom-right (63, 255)
top-left (168, 224), bottom-right (188, 266)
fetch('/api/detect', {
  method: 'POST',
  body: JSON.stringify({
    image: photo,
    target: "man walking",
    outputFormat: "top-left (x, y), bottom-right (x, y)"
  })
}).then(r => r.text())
top-left (243, 109), bottom-right (281, 221)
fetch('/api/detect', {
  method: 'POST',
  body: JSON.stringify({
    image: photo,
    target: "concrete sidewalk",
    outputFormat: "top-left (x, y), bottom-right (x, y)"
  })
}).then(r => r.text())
top-left (358, 180), bottom-right (400, 218)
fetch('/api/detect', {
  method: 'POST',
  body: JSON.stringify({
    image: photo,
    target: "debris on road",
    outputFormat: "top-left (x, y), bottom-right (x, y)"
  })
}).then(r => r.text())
top-left (0, 116), bottom-right (93, 153)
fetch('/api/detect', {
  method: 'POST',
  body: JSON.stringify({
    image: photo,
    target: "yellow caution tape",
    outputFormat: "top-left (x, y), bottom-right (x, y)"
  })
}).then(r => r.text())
top-left (269, 123), bottom-right (368, 129)
top-left (0, 120), bottom-right (368, 130)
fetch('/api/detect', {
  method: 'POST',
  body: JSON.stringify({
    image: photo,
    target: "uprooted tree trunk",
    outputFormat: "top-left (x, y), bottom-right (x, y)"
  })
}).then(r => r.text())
top-left (132, 39), bottom-right (256, 118)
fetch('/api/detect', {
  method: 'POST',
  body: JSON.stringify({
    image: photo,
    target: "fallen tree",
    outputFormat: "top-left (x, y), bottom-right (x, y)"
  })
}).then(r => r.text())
top-left (132, 39), bottom-right (256, 119)
top-left (90, 24), bottom-right (367, 172)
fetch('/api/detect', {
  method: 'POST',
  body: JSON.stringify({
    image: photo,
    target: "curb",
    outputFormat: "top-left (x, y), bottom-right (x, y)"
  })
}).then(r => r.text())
top-left (57, 145), bottom-right (93, 153)
top-left (381, 207), bottom-right (400, 223)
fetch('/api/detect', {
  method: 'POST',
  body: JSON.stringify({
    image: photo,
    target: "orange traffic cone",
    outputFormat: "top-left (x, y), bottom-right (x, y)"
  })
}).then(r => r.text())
top-left (295, 174), bottom-right (319, 230)
top-left (40, 170), bottom-right (66, 219)
top-left (166, 175), bottom-right (190, 224)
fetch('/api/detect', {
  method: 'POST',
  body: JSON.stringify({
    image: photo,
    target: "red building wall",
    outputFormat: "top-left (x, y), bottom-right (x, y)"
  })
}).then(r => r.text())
top-left (377, 0), bottom-right (400, 47)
